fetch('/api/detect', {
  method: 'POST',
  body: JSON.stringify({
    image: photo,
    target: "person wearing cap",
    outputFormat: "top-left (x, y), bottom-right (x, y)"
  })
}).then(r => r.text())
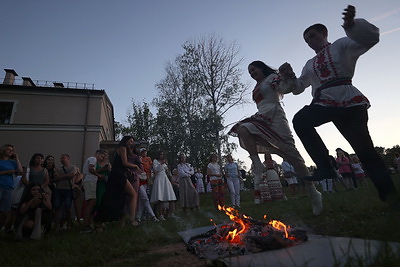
top-left (140, 148), bottom-right (153, 187)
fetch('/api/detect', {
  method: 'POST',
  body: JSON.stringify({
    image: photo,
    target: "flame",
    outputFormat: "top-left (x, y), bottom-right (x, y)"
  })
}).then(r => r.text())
top-left (264, 213), bottom-right (291, 238)
top-left (216, 205), bottom-right (292, 243)
top-left (269, 220), bottom-right (289, 238)
top-left (218, 205), bottom-right (249, 243)
top-left (210, 218), bottom-right (217, 227)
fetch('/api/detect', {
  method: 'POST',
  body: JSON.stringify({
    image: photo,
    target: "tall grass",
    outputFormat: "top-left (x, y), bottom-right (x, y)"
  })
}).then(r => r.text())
top-left (1, 174), bottom-right (399, 266)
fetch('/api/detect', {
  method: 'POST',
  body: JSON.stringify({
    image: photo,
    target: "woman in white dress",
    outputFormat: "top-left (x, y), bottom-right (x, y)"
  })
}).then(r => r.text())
top-left (150, 151), bottom-right (177, 220)
top-left (177, 153), bottom-right (199, 214)
top-left (194, 168), bottom-right (205, 193)
top-left (228, 60), bottom-right (322, 215)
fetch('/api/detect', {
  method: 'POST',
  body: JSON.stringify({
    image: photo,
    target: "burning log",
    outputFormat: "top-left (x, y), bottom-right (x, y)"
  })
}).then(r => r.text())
top-left (186, 205), bottom-right (308, 260)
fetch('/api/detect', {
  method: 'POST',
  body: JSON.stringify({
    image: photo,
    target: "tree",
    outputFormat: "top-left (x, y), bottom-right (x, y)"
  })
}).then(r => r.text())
top-left (384, 145), bottom-right (400, 168)
top-left (374, 146), bottom-right (386, 158)
top-left (153, 34), bottom-right (247, 168)
top-left (153, 48), bottom-right (209, 166)
top-left (372, 145), bottom-right (400, 169)
top-left (185, 34), bottom-right (248, 160)
top-left (114, 121), bottom-right (125, 140)
top-left (118, 35), bottom-right (247, 169)
top-left (116, 101), bottom-right (155, 143)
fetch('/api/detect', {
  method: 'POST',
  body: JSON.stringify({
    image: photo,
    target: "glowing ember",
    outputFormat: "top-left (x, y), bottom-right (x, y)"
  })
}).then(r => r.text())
top-left (186, 206), bottom-right (308, 260)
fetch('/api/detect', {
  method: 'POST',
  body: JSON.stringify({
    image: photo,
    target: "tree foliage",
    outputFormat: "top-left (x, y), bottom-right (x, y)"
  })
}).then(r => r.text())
top-left (115, 35), bottom-right (248, 169)
top-left (151, 34), bottom-right (246, 168)
top-left (114, 101), bottom-right (155, 143)
top-left (180, 34), bottom-right (248, 161)
top-left (379, 145), bottom-right (400, 169)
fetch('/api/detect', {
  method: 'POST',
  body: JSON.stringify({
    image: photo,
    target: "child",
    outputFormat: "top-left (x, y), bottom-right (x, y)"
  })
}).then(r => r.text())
top-left (351, 155), bottom-right (368, 188)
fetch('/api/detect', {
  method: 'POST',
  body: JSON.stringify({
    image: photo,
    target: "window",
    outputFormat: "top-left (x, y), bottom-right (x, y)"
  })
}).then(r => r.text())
top-left (0, 101), bottom-right (14, 124)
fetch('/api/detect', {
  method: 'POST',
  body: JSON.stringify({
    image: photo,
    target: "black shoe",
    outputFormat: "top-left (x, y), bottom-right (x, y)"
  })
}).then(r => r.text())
top-left (303, 168), bottom-right (337, 181)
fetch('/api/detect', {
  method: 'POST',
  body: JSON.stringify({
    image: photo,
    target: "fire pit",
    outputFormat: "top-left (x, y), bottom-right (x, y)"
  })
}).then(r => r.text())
top-left (185, 206), bottom-right (307, 260)
top-left (178, 206), bottom-right (400, 265)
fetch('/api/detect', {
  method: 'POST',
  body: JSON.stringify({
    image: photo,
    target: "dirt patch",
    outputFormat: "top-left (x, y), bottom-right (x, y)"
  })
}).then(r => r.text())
top-left (149, 242), bottom-right (208, 267)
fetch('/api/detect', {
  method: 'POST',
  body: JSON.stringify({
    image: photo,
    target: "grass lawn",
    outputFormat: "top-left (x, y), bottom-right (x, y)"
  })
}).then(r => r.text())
top-left (1, 174), bottom-right (399, 266)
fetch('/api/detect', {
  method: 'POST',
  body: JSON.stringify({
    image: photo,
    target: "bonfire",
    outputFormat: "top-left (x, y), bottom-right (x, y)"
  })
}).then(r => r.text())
top-left (186, 205), bottom-right (308, 259)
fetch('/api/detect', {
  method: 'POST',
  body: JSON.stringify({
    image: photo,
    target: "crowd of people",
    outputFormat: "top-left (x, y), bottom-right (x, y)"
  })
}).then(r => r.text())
top-left (0, 140), bottom-right (249, 240)
top-left (0, 139), bottom-right (397, 240)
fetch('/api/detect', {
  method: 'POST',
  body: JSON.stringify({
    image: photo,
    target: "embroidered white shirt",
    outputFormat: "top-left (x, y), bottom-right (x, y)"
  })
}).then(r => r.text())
top-left (292, 18), bottom-right (379, 107)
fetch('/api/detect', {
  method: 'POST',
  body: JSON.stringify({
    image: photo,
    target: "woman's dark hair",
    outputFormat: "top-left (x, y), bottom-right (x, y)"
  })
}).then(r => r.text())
top-left (43, 155), bottom-right (55, 169)
top-left (19, 182), bottom-right (42, 207)
top-left (178, 153), bottom-right (186, 162)
top-left (155, 151), bottom-right (166, 160)
top-left (128, 145), bottom-right (138, 155)
top-left (118, 136), bottom-right (134, 148)
top-left (336, 148), bottom-right (351, 159)
top-left (209, 153), bottom-right (218, 163)
top-left (303, 23), bottom-right (328, 37)
top-left (249, 61), bottom-right (277, 77)
top-left (29, 153), bottom-right (44, 167)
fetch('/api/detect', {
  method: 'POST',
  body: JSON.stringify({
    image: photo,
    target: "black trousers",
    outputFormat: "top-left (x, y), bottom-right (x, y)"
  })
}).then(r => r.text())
top-left (293, 104), bottom-right (397, 202)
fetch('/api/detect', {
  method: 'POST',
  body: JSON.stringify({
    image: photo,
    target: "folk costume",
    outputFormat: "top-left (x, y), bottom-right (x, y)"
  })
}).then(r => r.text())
top-left (177, 162), bottom-right (199, 209)
top-left (229, 73), bottom-right (316, 206)
top-left (291, 18), bottom-right (398, 203)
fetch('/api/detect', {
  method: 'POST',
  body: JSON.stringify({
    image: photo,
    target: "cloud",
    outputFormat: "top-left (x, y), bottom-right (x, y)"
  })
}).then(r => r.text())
top-left (370, 7), bottom-right (400, 21)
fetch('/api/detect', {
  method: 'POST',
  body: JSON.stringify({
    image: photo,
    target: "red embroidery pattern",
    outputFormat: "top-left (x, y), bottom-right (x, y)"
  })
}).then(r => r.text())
top-left (252, 85), bottom-right (263, 104)
top-left (315, 95), bottom-right (370, 107)
top-left (313, 44), bottom-right (338, 84)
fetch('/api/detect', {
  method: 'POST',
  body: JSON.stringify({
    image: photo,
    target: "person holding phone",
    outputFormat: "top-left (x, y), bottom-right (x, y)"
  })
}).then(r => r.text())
top-left (15, 182), bottom-right (52, 239)
top-left (0, 144), bottom-right (23, 228)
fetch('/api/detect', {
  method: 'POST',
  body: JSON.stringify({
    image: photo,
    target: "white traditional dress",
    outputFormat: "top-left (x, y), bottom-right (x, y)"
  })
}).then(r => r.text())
top-left (194, 172), bottom-right (205, 193)
top-left (177, 162), bottom-right (199, 208)
top-left (150, 159), bottom-right (176, 203)
top-left (263, 160), bottom-right (285, 201)
top-left (229, 73), bottom-right (305, 162)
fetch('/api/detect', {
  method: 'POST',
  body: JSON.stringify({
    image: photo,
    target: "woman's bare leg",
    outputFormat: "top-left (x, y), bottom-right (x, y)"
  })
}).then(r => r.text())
top-left (237, 126), bottom-right (258, 155)
top-left (238, 126), bottom-right (265, 203)
top-left (125, 180), bottom-right (138, 224)
top-left (168, 201), bottom-right (175, 216)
